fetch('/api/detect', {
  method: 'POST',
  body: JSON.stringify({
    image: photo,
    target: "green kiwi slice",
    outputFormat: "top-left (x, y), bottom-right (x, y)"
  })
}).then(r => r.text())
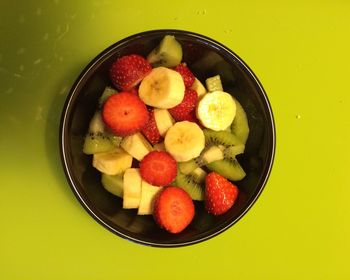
top-left (203, 129), bottom-right (242, 146)
top-left (174, 172), bottom-right (204, 201)
top-left (231, 97), bottom-right (250, 145)
top-left (83, 111), bottom-right (122, 154)
top-left (147, 35), bottom-right (183, 68)
top-left (206, 158), bottom-right (246, 181)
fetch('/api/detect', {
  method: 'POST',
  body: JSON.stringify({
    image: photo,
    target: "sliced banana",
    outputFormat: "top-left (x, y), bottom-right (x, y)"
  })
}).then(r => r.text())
top-left (196, 91), bottom-right (236, 131)
top-left (190, 77), bottom-right (207, 99)
top-left (153, 108), bottom-right (175, 136)
top-left (138, 180), bottom-right (163, 215)
top-left (139, 67), bottom-right (185, 109)
top-left (123, 168), bottom-right (142, 209)
top-left (164, 121), bottom-right (205, 162)
top-left (92, 148), bottom-right (133, 175)
top-left (121, 132), bottom-right (153, 161)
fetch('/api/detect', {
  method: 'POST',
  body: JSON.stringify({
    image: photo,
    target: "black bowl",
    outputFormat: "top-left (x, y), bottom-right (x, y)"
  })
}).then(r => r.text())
top-left (60, 29), bottom-right (275, 247)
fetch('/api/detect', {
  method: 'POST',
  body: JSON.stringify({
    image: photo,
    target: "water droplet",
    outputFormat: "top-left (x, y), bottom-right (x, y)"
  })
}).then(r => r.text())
top-left (18, 15), bottom-right (25, 23)
top-left (59, 86), bottom-right (68, 95)
top-left (35, 106), bottom-right (44, 121)
top-left (36, 7), bottom-right (42, 16)
top-left (33, 58), bottom-right (42, 65)
top-left (295, 114), bottom-right (301, 119)
top-left (17, 48), bottom-right (26, 55)
top-left (5, 88), bottom-right (13, 94)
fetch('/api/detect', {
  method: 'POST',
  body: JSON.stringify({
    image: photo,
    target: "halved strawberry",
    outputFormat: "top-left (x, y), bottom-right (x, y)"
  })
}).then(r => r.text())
top-left (174, 63), bottom-right (195, 88)
top-left (153, 186), bottom-right (195, 234)
top-left (205, 172), bottom-right (239, 215)
top-left (141, 109), bottom-right (162, 145)
top-left (102, 92), bottom-right (149, 136)
top-left (140, 151), bottom-right (177, 186)
top-left (110, 54), bottom-right (152, 91)
top-left (168, 88), bottom-right (198, 121)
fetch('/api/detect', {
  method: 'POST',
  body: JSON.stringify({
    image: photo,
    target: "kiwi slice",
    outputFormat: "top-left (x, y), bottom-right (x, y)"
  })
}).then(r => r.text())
top-left (98, 86), bottom-right (117, 108)
top-left (203, 129), bottom-right (242, 146)
top-left (83, 111), bottom-right (122, 154)
top-left (231, 97), bottom-right (250, 144)
top-left (101, 173), bottom-right (123, 197)
top-left (206, 158), bottom-right (246, 181)
top-left (178, 145), bottom-right (224, 175)
top-left (147, 35), bottom-right (183, 68)
top-left (174, 172), bottom-right (204, 201)
top-left (205, 75), bottom-right (223, 92)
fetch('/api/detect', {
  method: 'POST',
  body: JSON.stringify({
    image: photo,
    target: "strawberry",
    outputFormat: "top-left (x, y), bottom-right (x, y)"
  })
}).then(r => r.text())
top-left (168, 88), bottom-right (198, 121)
top-left (153, 186), bottom-right (195, 234)
top-left (140, 151), bottom-right (177, 186)
top-left (141, 109), bottom-right (162, 145)
top-left (102, 92), bottom-right (149, 136)
top-left (109, 54), bottom-right (152, 91)
top-left (174, 63), bottom-right (195, 88)
top-left (205, 172), bottom-right (239, 215)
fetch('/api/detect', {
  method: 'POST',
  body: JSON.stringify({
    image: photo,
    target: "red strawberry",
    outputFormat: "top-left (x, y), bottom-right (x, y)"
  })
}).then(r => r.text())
top-left (153, 186), bottom-right (195, 234)
top-left (205, 172), bottom-right (239, 215)
top-left (109, 54), bottom-right (152, 91)
top-left (140, 151), bottom-right (177, 186)
top-left (102, 92), bottom-right (149, 136)
top-left (168, 88), bottom-right (198, 121)
top-left (174, 63), bottom-right (195, 88)
top-left (141, 109), bottom-right (162, 145)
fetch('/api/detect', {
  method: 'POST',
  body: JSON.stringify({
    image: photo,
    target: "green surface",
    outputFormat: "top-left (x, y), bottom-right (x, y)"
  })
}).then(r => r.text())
top-left (1, 0), bottom-right (349, 279)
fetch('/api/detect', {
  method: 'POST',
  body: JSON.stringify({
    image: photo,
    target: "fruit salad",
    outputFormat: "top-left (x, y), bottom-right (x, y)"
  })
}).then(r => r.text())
top-left (82, 35), bottom-right (250, 234)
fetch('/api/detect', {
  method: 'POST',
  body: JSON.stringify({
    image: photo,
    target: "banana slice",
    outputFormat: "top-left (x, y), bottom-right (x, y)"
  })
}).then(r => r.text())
top-left (139, 67), bottom-right (185, 109)
top-left (123, 168), bottom-right (142, 209)
top-left (190, 77), bottom-right (207, 98)
top-left (196, 91), bottom-right (236, 131)
top-left (121, 132), bottom-right (153, 161)
top-left (153, 108), bottom-right (175, 136)
top-left (164, 121), bottom-right (205, 162)
top-left (92, 148), bottom-right (133, 175)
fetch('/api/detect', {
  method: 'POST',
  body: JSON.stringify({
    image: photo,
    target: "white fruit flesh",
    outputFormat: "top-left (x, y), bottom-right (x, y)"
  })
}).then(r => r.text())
top-left (153, 108), bottom-right (175, 136)
top-left (191, 78), bottom-right (207, 98)
top-left (196, 91), bottom-right (236, 131)
top-left (123, 168), bottom-right (142, 209)
top-left (139, 67), bottom-right (185, 109)
top-left (201, 145), bottom-right (224, 164)
top-left (88, 111), bottom-right (105, 133)
top-left (121, 132), bottom-right (153, 161)
top-left (92, 148), bottom-right (132, 175)
top-left (138, 180), bottom-right (163, 215)
top-left (191, 167), bottom-right (207, 183)
top-left (164, 121), bottom-right (205, 162)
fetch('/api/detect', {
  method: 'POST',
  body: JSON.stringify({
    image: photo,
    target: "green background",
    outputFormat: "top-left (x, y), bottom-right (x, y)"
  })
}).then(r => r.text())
top-left (1, 0), bottom-right (349, 279)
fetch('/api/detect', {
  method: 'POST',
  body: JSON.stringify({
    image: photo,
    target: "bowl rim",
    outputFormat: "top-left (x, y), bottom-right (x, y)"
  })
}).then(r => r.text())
top-left (60, 29), bottom-right (276, 247)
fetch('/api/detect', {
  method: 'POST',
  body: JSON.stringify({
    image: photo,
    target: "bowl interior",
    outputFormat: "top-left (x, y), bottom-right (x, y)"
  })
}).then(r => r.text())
top-left (61, 30), bottom-right (275, 247)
